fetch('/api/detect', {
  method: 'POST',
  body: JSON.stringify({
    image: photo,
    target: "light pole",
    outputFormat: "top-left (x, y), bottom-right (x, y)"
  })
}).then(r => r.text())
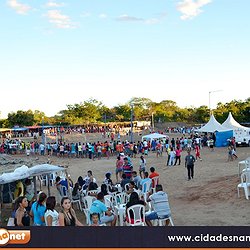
top-left (151, 112), bottom-right (155, 132)
top-left (42, 116), bottom-right (45, 145)
top-left (209, 90), bottom-right (223, 115)
top-left (104, 113), bottom-right (107, 133)
top-left (130, 104), bottom-right (134, 143)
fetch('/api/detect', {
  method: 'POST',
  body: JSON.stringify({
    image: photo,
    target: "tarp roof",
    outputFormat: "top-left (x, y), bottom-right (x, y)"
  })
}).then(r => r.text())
top-left (142, 132), bottom-right (169, 141)
top-left (222, 112), bottom-right (250, 131)
top-left (0, 128), bottom-right (11, 132)
top-left (11, 127), bottom-right (28, 131)
top-left (0, 164), bottom-right (65, 185)
top-left (27, 126), bottom-right (42, 129)
top-left (197, 114), bottom-right (232, 133)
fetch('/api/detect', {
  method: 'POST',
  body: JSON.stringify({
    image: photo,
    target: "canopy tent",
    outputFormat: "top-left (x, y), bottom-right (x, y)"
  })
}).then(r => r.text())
top-left (28, 164), bottom-right (65, 177)
top-left (0, 164), bottom-right (66, 224)
top-left (11, 127), bottom-right (28, 132)
top-left (222, 112), bottom-right (250, 131)
top-left (142, 133), bottom-right (169, 141)
top-left (197, 114), bottom-right (231, 133)
top-left (0, 128), bottom-right (11, 132)
top-left (0, 165), bottom-right (30, 185)
top-left (0, 164), bottom-right (65, 185)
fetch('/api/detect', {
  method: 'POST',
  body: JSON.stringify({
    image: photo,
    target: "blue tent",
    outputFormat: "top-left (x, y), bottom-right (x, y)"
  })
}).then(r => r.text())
top-left (11, 127), bottom-right (28, 131)
top-left (215, 130), bottom-right (233, 147)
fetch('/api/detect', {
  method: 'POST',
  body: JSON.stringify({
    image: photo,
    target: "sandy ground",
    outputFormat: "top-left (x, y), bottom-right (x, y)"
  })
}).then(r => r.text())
top-left (1, 132), bottom-right (250, 226)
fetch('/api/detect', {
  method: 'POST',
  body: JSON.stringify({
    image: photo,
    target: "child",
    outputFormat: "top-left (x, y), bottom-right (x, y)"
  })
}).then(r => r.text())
top-left (231, 147), bottom-right (238, 160)
top-left (90, 213), bottom-right (100, 226)
top-left (227, 146), bottom-right (233, 161)
top-left (195, 144), bottom-right (202, 161)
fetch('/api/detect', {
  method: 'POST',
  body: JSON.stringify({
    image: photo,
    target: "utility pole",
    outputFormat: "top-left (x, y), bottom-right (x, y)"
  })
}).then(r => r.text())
top-left (42, 117), bottom-right (45, 145)
top-left (152, 112), bottom-right (155, 132)
top-left (130, 104), bottom-right (134, 143)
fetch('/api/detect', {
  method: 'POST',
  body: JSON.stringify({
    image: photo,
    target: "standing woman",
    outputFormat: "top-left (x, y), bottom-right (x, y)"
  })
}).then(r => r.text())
top-left (115, 156), bottom-right (124, 183)
top-left (44, 196), bottom-right (59, 226)
top-left (30, 192), bottom-right (47, 226)
top-left (139, 155), bottom-right (146, 178)
top-left (58, 197), bottom-right (83, 226)
top-left (14, 196), bottom-right (30, 226)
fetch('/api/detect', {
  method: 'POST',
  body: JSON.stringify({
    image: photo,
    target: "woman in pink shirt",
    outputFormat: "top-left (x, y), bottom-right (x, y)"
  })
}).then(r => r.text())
top-left (174, 147), bottom-right (182, 165)
top-left (115, 156), bottom-right (124, 182)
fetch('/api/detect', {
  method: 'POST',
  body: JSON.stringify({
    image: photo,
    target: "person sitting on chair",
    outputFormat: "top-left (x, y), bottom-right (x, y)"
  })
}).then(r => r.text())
top-left (145, 184), bottom-right (171, 226)
top-left (125, 192), bottom-right (145, 224)
top-left (90, 192), bottom-right (117, 226)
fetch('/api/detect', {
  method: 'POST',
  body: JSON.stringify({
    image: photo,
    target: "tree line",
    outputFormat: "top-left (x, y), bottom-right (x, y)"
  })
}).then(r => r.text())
top-left (0, 97), bottom-right (249, 128)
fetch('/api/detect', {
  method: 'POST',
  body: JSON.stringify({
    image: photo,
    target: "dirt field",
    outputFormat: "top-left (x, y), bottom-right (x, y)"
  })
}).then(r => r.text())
top-left (1, 132), bottom-right (250, 226)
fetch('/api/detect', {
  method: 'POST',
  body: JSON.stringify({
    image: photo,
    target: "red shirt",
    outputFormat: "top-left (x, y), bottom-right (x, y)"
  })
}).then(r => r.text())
top-left (149, 172), bottom-right (160, 187)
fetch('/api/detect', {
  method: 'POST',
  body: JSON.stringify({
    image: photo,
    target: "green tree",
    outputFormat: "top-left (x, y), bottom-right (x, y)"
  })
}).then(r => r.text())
top-left (7, 110), bottom-right (35, 127)
top-left (113, 104), bottom-right (131, 121)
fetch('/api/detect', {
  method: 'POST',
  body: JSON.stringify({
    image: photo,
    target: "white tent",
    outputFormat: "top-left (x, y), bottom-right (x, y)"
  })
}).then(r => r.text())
top-left (28, 164), bottom-right (65, 177)
top-left (0, 164), bottom-right (65, 185)
top-left (142, 133), bottom-right (169, 141)
top-left (222, 112), bottom-right (250, 131)
top-left (0, 165), bottom-right (30, 185)
top-left (197, 114), bottom-right (231, 133)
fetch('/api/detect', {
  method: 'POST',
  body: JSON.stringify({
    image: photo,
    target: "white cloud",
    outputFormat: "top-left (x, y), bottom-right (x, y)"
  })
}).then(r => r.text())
top-left (99, 13), bottom-right (107, 19)
top-left (7, 0), bottom-right (31, 15)
top-left (45, 1), bottom-right (65, 8)
top-left (116, 14), bottom-right (162, 25)
top-left (46, 10), bottom-right (76, 29)
top-left (177, 0), bottom-right (212, 20)
top-left (116, 14), bottom-right (144, 22)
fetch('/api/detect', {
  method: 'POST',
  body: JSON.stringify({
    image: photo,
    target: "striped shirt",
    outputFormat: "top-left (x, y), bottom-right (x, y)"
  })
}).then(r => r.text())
top-left (149, 191), bottom-right (171, 218)
top-left (122, 163), bottom-right (133, 179)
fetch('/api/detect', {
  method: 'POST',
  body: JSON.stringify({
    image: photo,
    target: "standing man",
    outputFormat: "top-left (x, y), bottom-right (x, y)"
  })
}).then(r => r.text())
top-left (185, 150), bottom-right (196, 180)
top-left (122, 157), bottom-right (133, 179)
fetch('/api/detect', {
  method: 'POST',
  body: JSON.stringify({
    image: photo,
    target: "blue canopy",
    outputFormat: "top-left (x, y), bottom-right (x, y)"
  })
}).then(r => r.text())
top-left (11, 127), bottom-right (28, 131)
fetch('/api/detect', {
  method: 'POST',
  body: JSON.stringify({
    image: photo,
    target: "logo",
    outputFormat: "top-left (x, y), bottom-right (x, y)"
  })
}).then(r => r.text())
top-left (0, 228), bottom-right (30, 246)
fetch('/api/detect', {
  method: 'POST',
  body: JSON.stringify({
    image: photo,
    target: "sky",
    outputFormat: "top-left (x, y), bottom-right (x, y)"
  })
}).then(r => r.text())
top-left (0, 0), bottom-right (250, 118)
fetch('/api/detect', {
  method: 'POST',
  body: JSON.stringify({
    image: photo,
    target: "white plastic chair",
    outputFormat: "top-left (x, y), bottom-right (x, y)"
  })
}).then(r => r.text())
top-left (126, 204), bottom-right (146, 226)
top-left (141, 180), bottom-right (152, 194)
top-left (68, 187), bottom-right (83, 211)
top-left (237, 172), bottom-right (250, 200)
top-left (141, 180), bottom-right (152, 201)
top-left (124, 183), bottom-right (130, 192)
top-left (115, 184), bottom-right (123, 193)
top-left (238, 159), bottom-right (250, 176)
top-left (82, 196), bottom-right (97, 225)
top-left (157, 216), bottom-right (174, 226)
top-left (104, 194), bottom-right (115, 209)
top-left (87, 190), bottom-right (98, 196)
top-left (114, 192), bottom-right (128, 206)
top-left (238, 157), bottom-right (250, 175)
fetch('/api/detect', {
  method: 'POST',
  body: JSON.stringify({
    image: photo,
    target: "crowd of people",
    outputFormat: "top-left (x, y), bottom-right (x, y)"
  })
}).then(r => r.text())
top-left (11, 156), bottom-right (173, 227)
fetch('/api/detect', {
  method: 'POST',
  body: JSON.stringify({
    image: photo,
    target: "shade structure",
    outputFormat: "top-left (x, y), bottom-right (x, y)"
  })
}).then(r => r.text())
top-left (0, 165), bottom-right (30, 185)
top-left (0, 164), bottom-right (65, 185)
top-left (0, 128), bottom-right (11, 132)
top-left (27, 164), bottom-right (65, 177)
top-left (142, 132), bottom-right (169, 141)
top-left (197, 114), bottom-right (231, 133)
top-left (222, 112), bottom-right (250, 131)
